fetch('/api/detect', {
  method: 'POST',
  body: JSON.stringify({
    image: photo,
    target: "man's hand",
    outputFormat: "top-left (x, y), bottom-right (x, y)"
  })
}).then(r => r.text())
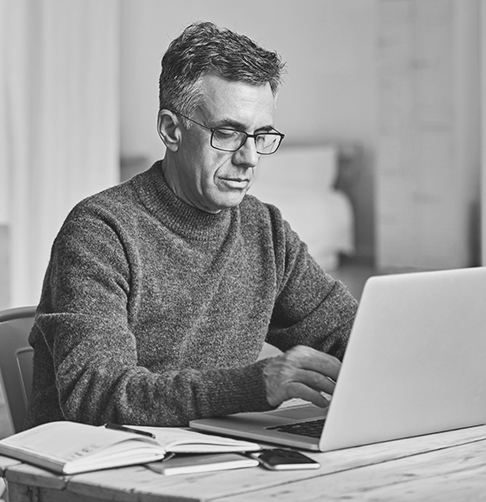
top-left (263, 345), bottom-right (341, 408)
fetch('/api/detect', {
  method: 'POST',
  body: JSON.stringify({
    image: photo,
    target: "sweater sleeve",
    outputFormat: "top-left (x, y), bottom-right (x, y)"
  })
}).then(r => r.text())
top-left (28, 208), bottom-right (272, 428)
top-left (266, 214), bottom-right (358, 361)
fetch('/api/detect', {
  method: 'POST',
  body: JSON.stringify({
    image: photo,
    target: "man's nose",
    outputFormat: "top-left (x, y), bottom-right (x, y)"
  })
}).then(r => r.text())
top-left (232, 136), bottom-right (259, 169)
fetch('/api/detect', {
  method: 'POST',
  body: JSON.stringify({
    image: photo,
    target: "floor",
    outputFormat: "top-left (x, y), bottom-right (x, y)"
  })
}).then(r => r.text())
top-left (0, 257), bottom-right (375, 441)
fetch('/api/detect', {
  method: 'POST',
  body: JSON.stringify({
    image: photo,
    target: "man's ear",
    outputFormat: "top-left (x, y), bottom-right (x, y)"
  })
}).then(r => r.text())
top-left (157, 110), bottom-right (181, 152)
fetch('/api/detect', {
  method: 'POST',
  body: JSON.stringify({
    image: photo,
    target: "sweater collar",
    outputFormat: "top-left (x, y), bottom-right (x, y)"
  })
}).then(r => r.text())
top-left (135, 161), bottom-right (234, 241)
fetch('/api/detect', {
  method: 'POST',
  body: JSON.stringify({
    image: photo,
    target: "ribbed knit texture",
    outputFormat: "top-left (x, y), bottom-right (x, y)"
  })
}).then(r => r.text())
top-left (26, 161), bottom-right (357, 428)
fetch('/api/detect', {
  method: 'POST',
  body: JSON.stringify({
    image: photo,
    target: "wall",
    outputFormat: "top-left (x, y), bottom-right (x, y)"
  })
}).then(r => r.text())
top-left (376, 0), bottom-right (481, 270)
top-left (1, 1), bottom-right (120, 309)
top-left (119, 0), bottom-right (378, 260)
top-left (0, 0), bottom-right (9, 309)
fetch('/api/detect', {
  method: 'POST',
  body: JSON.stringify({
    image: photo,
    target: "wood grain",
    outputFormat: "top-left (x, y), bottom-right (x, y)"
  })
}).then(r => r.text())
top-left (2, 425), bottom-right (486, 501)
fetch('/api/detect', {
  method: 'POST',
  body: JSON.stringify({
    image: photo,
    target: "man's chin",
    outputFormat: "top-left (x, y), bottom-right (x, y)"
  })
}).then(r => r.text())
top-left (208, 193), bottom-right (248, 212)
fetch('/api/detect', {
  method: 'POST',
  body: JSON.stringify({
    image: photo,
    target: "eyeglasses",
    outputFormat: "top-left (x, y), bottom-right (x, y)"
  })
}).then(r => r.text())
top-left (172, 111), bottom-right (285, 155)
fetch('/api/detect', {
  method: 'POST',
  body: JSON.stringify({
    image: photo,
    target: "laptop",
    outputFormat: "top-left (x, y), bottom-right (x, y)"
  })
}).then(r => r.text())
top-left (190, 267), bottom-right (486, 451)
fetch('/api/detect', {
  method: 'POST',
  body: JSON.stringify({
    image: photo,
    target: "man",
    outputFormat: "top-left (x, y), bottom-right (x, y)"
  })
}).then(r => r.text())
top-left (26, 21), bottom-right (357, 429)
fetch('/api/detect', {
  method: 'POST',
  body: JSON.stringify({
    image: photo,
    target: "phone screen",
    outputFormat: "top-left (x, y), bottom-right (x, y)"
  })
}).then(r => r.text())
top-left (251, 449), bottom-right (320, 470)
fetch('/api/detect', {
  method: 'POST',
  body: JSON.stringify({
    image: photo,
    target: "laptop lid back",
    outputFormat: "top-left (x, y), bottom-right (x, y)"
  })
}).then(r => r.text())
top-left (319, 267), bottom-right (486, 451)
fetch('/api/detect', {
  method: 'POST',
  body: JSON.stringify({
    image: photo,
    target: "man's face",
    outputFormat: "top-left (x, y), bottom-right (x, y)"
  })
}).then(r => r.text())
top-left (170, 74), bottom-right (276, 213)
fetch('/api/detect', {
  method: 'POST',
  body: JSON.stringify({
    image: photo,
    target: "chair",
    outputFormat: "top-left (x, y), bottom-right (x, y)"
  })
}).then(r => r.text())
top-left (0, 306), bottom-right (36, 434)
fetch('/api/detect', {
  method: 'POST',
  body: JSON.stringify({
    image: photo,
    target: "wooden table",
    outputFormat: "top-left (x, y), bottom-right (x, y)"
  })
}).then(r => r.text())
top-left (2, 424), bottom-right (486, 501)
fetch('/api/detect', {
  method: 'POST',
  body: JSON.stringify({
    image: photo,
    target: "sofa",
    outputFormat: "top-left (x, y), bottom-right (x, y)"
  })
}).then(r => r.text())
top-left (250, 144), bottom-right (355, 271)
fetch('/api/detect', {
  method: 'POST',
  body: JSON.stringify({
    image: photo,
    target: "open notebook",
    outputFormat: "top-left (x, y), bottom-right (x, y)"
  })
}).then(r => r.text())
top-left (191, 267), bottom-right (486, 451)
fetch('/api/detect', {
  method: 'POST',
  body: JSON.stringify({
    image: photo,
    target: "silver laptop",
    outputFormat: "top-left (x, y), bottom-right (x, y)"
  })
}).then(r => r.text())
top-left (190, 267), bottom-right (486, 451)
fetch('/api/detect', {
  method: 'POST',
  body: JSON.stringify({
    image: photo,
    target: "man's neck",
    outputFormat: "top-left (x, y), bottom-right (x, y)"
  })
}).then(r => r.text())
top-left (160, 157), bottom-right (221, 214)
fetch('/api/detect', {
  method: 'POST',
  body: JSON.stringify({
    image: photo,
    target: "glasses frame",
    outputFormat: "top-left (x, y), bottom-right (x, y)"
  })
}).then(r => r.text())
top-left (171, 110), bottom-right (285, 155)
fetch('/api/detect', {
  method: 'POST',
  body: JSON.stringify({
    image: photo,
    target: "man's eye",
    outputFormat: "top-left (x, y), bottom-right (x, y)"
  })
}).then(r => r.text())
top-left (214, 129), bottom-right (239, 140)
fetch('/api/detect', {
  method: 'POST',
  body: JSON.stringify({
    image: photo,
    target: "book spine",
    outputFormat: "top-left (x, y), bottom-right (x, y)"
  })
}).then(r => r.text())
top-left (0, 445), bottom-right (64, 474)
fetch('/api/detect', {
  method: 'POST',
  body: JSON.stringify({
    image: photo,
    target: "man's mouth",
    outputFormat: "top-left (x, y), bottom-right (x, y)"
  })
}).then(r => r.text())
top-left (219, 177), bottom-right (251, 189)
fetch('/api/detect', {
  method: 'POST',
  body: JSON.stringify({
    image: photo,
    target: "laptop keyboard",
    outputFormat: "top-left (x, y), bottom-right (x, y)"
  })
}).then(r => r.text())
top-left (267, 418), bottom-right (325, 438)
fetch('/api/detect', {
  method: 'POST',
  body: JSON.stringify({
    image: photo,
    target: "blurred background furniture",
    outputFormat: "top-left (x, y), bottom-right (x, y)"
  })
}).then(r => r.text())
top-left (251, 144), bottom-right (355, 271)
top-left (0, 306), bottom-right (35, 435)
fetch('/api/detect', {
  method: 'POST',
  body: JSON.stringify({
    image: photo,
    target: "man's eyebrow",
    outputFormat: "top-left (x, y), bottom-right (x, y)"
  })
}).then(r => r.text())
top-left (212, 118), bottom-right (275, 132)
top-left (213, 118), bottom-right (245, 129)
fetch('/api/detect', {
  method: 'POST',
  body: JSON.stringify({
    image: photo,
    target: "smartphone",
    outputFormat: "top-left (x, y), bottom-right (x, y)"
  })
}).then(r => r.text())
top-left (250, 449), bottom-right (320, 471)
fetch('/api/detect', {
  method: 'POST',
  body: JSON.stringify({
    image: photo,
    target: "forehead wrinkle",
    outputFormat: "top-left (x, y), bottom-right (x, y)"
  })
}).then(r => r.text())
top-left (212, 118), bottom-right (275, 132)
top-left (211, 117), bottom-right (247, 129)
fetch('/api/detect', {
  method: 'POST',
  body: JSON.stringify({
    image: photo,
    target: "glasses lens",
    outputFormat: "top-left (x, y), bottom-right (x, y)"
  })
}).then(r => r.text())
top-left (256, 133), bottom-right (282, 155)
top-left (211, 129), bottom-right (246, 152)
top-left (211, 128), bottom-right (283, 154)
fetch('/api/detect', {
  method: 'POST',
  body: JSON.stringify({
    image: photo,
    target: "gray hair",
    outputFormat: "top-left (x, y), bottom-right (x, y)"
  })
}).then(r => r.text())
top-left (158, 21), bottom-right (286, 123)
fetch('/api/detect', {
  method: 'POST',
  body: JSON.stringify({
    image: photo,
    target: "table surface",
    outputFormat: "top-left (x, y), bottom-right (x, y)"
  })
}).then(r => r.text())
top-left (2, 424), bottom-right (486, 502)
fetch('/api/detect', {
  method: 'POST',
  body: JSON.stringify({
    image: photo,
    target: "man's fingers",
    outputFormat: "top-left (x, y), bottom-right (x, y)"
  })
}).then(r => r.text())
top-left (285, 345), bottom-right (341, 381)
top-left (286, 382), bottom-right (330, 408)
top-left (263, 346), bottom-right (341, 407)
top-left (293, 369), bottom-right (337, 395)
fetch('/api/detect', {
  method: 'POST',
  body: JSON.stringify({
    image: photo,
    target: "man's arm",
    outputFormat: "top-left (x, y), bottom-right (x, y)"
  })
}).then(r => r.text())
top-left (261, 216), bottom-right (358, 408)
top-left (29, 211), bottom-right (272, 427)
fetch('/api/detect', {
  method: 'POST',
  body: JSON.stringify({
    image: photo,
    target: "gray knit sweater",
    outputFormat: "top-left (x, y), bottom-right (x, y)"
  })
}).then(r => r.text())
top-left (26, 161), bottom-right (357, 429)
